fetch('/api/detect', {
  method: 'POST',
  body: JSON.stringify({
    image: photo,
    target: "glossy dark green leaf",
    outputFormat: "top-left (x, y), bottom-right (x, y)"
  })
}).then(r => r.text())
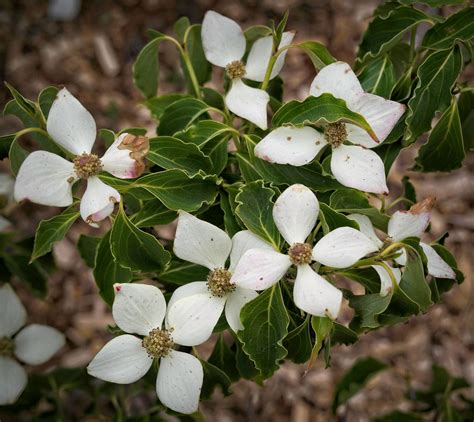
top-left (131, 200), bottom-right (177, 228)
top-left (158, 260), bottom-right (209, 286)
top-left (349, 292), bottom-right (392, 328)
top-left (238, 283), bottom-right (289, 379)
top-left (358, 6), bottom-right (432, 60)
top-left (148, 136), bottom-right (213, 176)
top-left (297, 41), bottom-right (336, 69)
top-left (414, 98), bottom-right (465, 172)
top-left (310, 316), bottom-right (333, 361)
top-left (4, 82), bottom-right (37, 118)
top-left (235, 338), bottom-right (260, 380)
top-left (284, 317), bottom-right (313, 364)
top-left (235, 181), bottom-right (281, 249)
top-left (93, 232), bottom-right (133, 306)
top-left (158, 98), bottom-right (210, 136)
top-left (358, 55), bottom-right (397, 97)
top-left (31, 205), bottom-right (80, 261)
top-left (0, 134), bottom-right (15, 160)
top-left (422, 7), bottom-right (474, 50)
top-left (37, 86), bottom-right (58, 119)
top-left (145, 94), bottom-right (190, 122)
top-left (200, 360), bottom-right (232, 399)
top-left (220, 192), bottom-right (242, 238)
top-left (8, 138), bottom-right (28, 176)
top-left (458, 90), bottom-right (474, 151)
top-left (332, 357), bottom-right (387, 413)
top-left (133, 36), bottom-right (165, 98)
top-left (135, 170), bottom-right (219, 212)
top-left (208, 335), bottom-right (240, 382)
top-left (77, 235), bottom-right (101, 268)
top-left (183, 24), bottom-right (212, 89)
top-left (319, 203), bottom-right (359, 234)
top-left (331, 322), bottom-right (358, 345)
top-left (3, 252), bottom-right (48, 297)
top-left (405, 46), bottom-right (462, 144)
top-left (110, 203), bottom-right (171, 272)
top-left (402, 176), bottom-right (417, 203)
top-left (273, 94), bottom-right (377, 141)
top-left (174, 16), bottom-right (190, 43)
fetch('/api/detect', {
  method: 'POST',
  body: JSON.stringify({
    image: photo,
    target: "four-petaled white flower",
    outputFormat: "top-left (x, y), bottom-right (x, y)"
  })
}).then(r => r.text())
top-left (201, 10), bottom-right (294, 130)
top-left (87, 283), bottom-right (205, 415)
top-left (230, 184), bottom-right (379, 319)
top-left (348, 197), bottom-right (455, 296)
top-left (255, 61), bottom-right (406, 194)
top-left (0, 284), bottom-right (65, 405)
top-left (14, 88), bottom-right (149, 227)
top-left (169, 211), bottom-right (272, 338)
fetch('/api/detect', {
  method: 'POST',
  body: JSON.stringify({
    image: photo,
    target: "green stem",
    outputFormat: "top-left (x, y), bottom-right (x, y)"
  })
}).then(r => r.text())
top-left (15, 126), bottom-right (49, 139)
top-left (376, 261), bottom-right (399, 290)
top-left (181, 51), bottom-right (201, 99)
top-left (380, 242), bottom-right (405, 258)
top-left (385, 196), bottom-right (414, 211)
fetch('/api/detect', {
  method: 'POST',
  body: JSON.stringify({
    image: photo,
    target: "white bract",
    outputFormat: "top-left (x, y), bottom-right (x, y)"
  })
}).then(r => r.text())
top-left (255, 62), bottom-right (406, 194)
top-left (170, 211), bottom-right (273, 337)
top-left (348, 198), bottom-right (456, 295)
top-left (231, 184), bottom-right (379, 319)
top-left (0, 284), bottom-right (65, 405)
top-left (87, 283), bottom-right (204, 415)
top-left (13, 88), bottom-right (149, 227)
top-left (201, 10), bottom-right (294, 130)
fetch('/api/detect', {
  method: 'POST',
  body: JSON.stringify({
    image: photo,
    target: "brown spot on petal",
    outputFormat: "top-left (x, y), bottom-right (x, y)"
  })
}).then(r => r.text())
top-left (410, 196), bottom-right (436, 214)
top-left (118, 134), bottom-right (150, 177)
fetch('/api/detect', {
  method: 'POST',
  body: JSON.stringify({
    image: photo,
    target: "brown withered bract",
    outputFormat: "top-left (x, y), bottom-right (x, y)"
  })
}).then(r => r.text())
top-left (118, 134), bottom-right (150, 177)
top-left (410, 196), bottom-right (436, 214)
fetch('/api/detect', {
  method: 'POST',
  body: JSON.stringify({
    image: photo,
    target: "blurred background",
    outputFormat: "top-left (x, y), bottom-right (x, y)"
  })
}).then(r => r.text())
top-left (1, 0), bottom-right (473, 420)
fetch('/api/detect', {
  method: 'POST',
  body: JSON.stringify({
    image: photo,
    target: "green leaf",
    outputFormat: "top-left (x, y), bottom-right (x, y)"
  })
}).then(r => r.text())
top-left (183, 25), bottom-right (212, 88)
top-left (93, 232), bottom-right (133, 306)
top-left (235, 338), bottom-right (260, 380)
top-left (332, 357), bottom-right (387, 413)
top-left (297, 41), bottom-right (336, 69)
top-left (135, 170), bottom-right (218, 212)
top-left (235, 181), bottom-right (281, 249)
top-left (4, 82), bottom-right (37, 118)
top-left (158, 98), bottom-right (210, 136)
top-left (405, 46), bottom-right (462, 144)
top-left (110, 203), bottom-right (171, 272)
top-left (220, 192), bottom-right (242, 238)
top-left (9, 138), bottom-right (28, 176)
top-left (358, 6), bottom-right (432, 60)
top-left (133, 36), bottom-right (164, 98)
top-left (208, 335), bottom-right (240, 382)
top-left (158, 260), bottom-right (209, 286)
top-left (238, 283), bottom-right (289, 379)
top-left (398, 0), bottom-right (465, 5)
top-left (272, 93), bottom-right (377, 141)
top-left (174, 16), bottom-right (190, 43)
top-left (349, 292), bottom-right (392, 328)
top-left (319, 203), bottom-right (359, 234)
top-left (284, 317), bottom-right (313, 364)
top-left (31, 205), bottom-right (80, 261)
top-left (37, 86), bottom-right (58, 119)
top-left (329, 189), bottom-right (389, 230)
top-left (358, 55), bottom-right (397, 97)
top-left (148, 136), bottom-right (213, 176)
top-left (422, 7), bottom-right (474, 50)
top-left (77, 235), bottom-right (101, 268)
top-left (332, 322), bottom-right (358, 345)
top-left (145, 94), bottom-right (190, 122)
top-left (402, 176), bottom-right (417, 203)
top-left (200, 360), bottom-right (232, 399)
top-left (375, 410), bottom-right (424, 422)
top-left (177, 120), bottom-right (235, 174)
top-left (414, 98), bottom-right (465, 172)
top-left (310, 316), bottom-right (333, 361)
top-left (131, 200), bottom-right (177, 228)
top-left (458, 90), bottom-right (474, 151)
top-left (398, 247), bottom-right (432, 312)
top-left (0, 134), bottom-right (14, 159)
top-left (340, 267), bottom-right (382, 293)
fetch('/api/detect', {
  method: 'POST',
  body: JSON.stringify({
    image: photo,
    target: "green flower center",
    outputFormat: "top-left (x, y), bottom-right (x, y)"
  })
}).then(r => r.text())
top-left (73, 153), bottom-right (103, 179)
top-left (0, 336), bottom-right (14, 357)
top-left (288, 242), bottom-right (313, 265)
top-left (207, 268), bottom-right (235, 297)
top-left (324, 122), bottom-right (347, 148)
top-left (142, 328), bottom-right (174, 359)
top-left (226, 60), bottom-right (246, 79)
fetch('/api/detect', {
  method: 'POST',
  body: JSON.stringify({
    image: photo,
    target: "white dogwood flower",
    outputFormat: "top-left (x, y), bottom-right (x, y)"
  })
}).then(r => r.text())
top-left (87, 283), bottom-right (204, 415)
top-left (170, 211), bottom-right (273, 337)
top-left (14, 88), bottom-right (149, 227)
top-left (348, 198), bottom-right (455, 295)
top-left (255, 62), bottom-right (405, 194)
top-left (0, 284), bottom-right (65, 405)
top-left (201, 10), bottom-right (294, 129)
top-left (231, 184), bottom-right (379, 319)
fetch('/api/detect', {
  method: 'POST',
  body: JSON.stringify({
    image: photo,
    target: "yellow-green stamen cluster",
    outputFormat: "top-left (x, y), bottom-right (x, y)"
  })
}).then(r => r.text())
top-left (0, 337), bottom-right (14, 357)
top-left (288, 243), bottom-right (313, 265)
top-left (324, 122), bottom-right (347, 148)
top-left (73, 153), bottom-right (103, 179)
top-left (225, 60), bottom-right (246, 79)
top-left (207, 268), bottom-right (235, 297)
top-left (142, 328), bottom-right (174, 359)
